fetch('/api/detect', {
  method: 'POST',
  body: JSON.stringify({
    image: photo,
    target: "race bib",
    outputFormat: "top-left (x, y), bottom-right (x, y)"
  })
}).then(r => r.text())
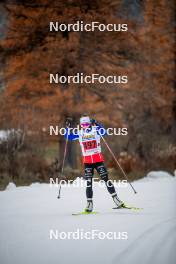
top-left (82, 140), bottom-right (97, 150)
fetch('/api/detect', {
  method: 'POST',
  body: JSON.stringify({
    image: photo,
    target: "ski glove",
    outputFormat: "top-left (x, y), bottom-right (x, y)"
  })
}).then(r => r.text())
top-left (90, 119), bottom-right (97, 125)
top-left (65, 117), bottom-right (72, 127)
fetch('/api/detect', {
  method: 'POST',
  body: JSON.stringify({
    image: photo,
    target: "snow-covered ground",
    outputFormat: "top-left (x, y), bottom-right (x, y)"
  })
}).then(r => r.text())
top-left (0, 171), bottom-right (176, 264)
top-left (0, 130), bottom-right (8, 141)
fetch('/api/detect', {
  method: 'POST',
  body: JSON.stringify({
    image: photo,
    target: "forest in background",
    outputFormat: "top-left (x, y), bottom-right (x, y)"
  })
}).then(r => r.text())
top-left (0, 0), bottom-right (175, 189)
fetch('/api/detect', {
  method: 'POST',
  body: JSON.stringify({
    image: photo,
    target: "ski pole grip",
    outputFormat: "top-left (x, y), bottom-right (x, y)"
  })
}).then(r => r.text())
top-left (90, 119), bottom-right (97, 125)
top-left (65, 117), bottom-right (73, 127)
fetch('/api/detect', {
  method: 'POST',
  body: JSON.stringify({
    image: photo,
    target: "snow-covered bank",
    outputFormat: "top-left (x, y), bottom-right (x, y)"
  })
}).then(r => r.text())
top-left (0, 172), bottom-right (176, 264)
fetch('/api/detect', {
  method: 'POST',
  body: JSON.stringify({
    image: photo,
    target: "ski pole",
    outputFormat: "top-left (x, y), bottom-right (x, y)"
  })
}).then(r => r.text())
top-left (100, 135), bottom-right (137, 194)
top-left (57, 121), bottom-right (70, 199)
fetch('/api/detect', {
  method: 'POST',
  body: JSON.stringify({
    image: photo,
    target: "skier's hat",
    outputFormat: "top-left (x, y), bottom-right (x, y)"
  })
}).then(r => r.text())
top-left (80, 115), bottom-right (91, 125)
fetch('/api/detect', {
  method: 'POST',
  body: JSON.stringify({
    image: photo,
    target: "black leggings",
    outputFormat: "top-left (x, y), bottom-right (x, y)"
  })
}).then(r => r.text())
top-left (84, 162), bottom-right (116, 199)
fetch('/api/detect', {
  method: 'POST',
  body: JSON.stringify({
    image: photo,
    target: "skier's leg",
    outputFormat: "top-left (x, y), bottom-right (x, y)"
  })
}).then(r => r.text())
top-left (96, 162), bottom-right (123, 207)
top-left (86, 177), bottom-right (93, 199)
top-left (96, 162), bottom-right (115, 194)
top-left (84, 164), bottom-right (94, 212)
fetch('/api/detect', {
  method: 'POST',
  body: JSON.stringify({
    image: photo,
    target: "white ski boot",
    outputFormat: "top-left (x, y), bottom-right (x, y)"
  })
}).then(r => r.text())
top-left (112, 194), bottom-right (124, 208)
top-left (85, 199), bottom-right (93, 213)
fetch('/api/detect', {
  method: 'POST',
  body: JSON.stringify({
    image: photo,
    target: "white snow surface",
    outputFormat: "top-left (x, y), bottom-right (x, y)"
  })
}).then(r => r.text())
top-left (0, 171), bottom-right (176, 264)
top-left (0, 130), bottom-right (8, 141)
top-left (5, 182), bottom-right (16, 190)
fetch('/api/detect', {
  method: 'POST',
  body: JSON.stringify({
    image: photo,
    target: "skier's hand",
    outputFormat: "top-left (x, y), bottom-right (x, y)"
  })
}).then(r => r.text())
top-left (65, 117), bottom-right (72, 127)
top-left (90, 119), bottom-right (97, 125)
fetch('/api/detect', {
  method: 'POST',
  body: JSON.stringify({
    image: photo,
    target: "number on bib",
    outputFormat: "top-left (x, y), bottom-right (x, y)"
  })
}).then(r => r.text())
top-left (82, 140), bottom-right (97, 150)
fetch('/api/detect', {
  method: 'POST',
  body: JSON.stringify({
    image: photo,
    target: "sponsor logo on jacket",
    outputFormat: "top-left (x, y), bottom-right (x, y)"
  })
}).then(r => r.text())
top-left (81, 134), bottom-right (95, 140)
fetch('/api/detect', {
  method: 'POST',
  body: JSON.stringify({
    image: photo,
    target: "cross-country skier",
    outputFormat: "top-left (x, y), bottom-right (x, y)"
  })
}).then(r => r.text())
top-left (65, 115), bottom-right (124, 212)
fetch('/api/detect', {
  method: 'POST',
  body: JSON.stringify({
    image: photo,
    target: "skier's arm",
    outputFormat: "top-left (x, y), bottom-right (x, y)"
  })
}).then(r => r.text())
top-left (64, 127), bottom-right (79, 141)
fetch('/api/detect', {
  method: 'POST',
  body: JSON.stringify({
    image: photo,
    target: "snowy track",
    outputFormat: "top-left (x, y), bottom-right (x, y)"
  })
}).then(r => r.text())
top-left (0, 172), bottom-right (176, 264)
top-left (114, 217), bottom-right (176, 264)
